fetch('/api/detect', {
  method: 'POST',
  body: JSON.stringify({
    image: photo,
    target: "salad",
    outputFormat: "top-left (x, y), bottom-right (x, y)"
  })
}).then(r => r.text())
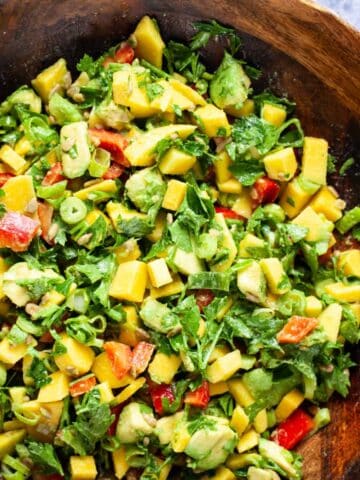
top-left (0, 14), bottom-right (359, 480)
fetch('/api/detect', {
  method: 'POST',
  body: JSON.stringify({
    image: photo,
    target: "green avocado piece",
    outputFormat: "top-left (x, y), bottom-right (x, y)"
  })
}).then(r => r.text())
top-left (49, 93), bottom-right (82, 125)
top-left (116, 402), bottom-right (155, 444)
top-left (125, 167), bottom-right (166, 214)
top-left (0, 86), bottom-right (42, 115)
top-left (237, 260), bottom-right (266, 304)
top-left (210, 52), bottom-right (251, 110)
top-left (61, 121), bottom-right (91, 179)
top-left (140, 297), bottom-right (178, 334)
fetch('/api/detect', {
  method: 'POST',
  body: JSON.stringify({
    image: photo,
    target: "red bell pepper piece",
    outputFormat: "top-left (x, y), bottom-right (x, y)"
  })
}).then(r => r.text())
top-left (104, 341), bottom-right (133, 380)
top-left (107, 404), bottom-right (124, 436)
top-left (102, 162), bottom-right (124, 180)
top-left (0, 211), bottom-right (40, 252)
top-left (41, 162), bottom-right (65, 186)
top-left (38, 201), bottom-right (54, 243)
top-left (148, 382), bottom-right (175, 415)
top-left (184, 380), bottom-right (210, 408)
top-left (88, 129), bottom-right (129, 166)
top-left (277, 315), bottom-right (318, 344)
top-left (69, 375), bottom-right (97, 397)
top-left (195, 289), bottom-right (215, 312)
top-left (252, 177), bottom-right (280, 205)
top-left (271, 408), bottom-right (315, 449)
top-left (131, 341), bottom-right (155, 377)
top-left (215, 206), bottom-right (243, 220)
top-left (0, 173), bottom-right (14, 187)
top-left (103, 43), bottom-right (135, 68)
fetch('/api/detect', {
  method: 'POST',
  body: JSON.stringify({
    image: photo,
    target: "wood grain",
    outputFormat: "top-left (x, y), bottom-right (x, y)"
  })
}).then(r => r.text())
top-left (0, 1), bottom-right (359, 479)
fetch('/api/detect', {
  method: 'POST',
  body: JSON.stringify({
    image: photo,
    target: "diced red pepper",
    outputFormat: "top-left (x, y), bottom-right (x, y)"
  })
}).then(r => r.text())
top-left (41, 162), bottom-right (65, 186)
top-left (277, 315), bottom-right (318, 344)
top-left (148, 382), bottom-right (175, 415)
top-left (0, 211), bottom-right (40, 252)
top-left (69, 375), bottom-right (97, 397)
top-left (39, 330), bottom-right (54, 343)
top-left (252, 177), bottom-right (280, 205)
top-left (38, 202), bottom-right (54, 243)
top-left (108, 404), bottom-right (124, 436)
top-left (102, 162), bottom-right (124, 180)
top-left (103, 43), bottom-right (135, 68)
top-left (271, 408), bottom-right (315, 449)
top-left (88, 129), bottom-right (129, 166)
top-left (131, 341), bottom-right (155, 377)
top-left (319, 247), bottom-right (333, 265)
top-left (0, 173), bottom-right (14, 187)
top-left (184, 380), bottom-right (210, 408)
top-left (195, 289), bottom-right (215, 312)
top-left (215, 206), bottom-right (243, 220)
top-left (104, 341), bottom-right (133, 380)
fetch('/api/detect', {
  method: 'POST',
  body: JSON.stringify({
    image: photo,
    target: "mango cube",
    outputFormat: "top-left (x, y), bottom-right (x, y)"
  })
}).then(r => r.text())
top-left (209, 381), bottom-right (229, 396)
top-left (15, 137), bottom-right (33, 157)
top-left (169, 78), bottom-right (206, 106)
top-left (227, 379), bottom-right (254, 407)
top-left (70, 456), bottom-right (97, 480)
top-left (253, 409), bottom-right (268, 434)
top-left (305, 295), bottom-right (323, 317)
top-left (115, 239), bottom-right (141, 264)
top-left (0, 336), bottom-right (34, 366)
top-left (225, 99), bottom-right (255, 118)
top-left (302, 137), bottom-right (328, 185)
top-left (127, 85), bottom-right (159, 118)
top-left (318, 303), bottom-right (343, 342)
top-left (112, 447), bottom-right (129, 479)
top-left (208, 344), bottom-right (231, 363)
top-left (275, 389), bottom-right (304, 422)
top-left (106, 202), bottom-right (147, 231)
top-left (195, 104), bottom-right (231, 138)
top-left (109, 261), bottom-right (148, 302)
top-left (96, 382), bottom-right (114, 403)
top-left (232, 189), bottom-right (253, 219)
top-left (260, 258), bottom-right (290, 295)
top-left (261, 103), bottom-right (287, 127)
top-left (211, 213), bottom-right (238, 272)
top-left (162, 179), bottom-right (187, 211)
top-left (147, 258), bottom-right (172, 288)
top-left (212, 466), bottom-right (236, 480)
top-left (148, 352), bottom-right (182, 384)
top-left (112, 377), bottom-right (146, 405)
top-left (32, 58), bottom-right (69, 102)
top-left (75, 179), bottom-right (117, 201)
top-left (112, 68), bottom-right (133, 106)
top-left (0, 429), bottom-right (26, 460)
top-left (119, 306), bottom-right (142, 347)
top-left (309, 186), bottom-right (344, 222)
top-left (237, 429), bottom-right (259, 453)
top-left (292, 206), bottom-right (332, 243)
top-left (337, 249), bottom-right (360, 277)
top-left (92, 352), bottom-right (133, 389)
top-left (263, 147), bottom-right (297, 181)
top-left (159, 147), bottom-right (196, 175)
top-left (350, 303), bottom-right (360, 324)
top-left (1, 175), bottom-right (37, 215)
top-left (0, 145), bottom-right (27, 174)
top-left (325, 283), bottom-right (360, 303)
top-left (280, 176), bottom-right (319, 218)
top-left (206, 350), bottom-right (242, 383)
top-left (230, 405), bottom-right (250, 436)
top-left (150, 274), bottom-right (184, 299)
top-left (37, 371), bottom-right (70, 402)
top-left (133, 16), bottom-right (165, 68)
top-left (147, 211), bottom-right (167, 243)
top-left (26, 400), bottom-right (64, 442)
top-left (54, 333), bottom-right (95, 377)
top-left (218, 178), bottom-right (242, 194)
top-left (214, 151), bottom-right (233, 184)
top-left (239, 234), bottom-right (265, 258)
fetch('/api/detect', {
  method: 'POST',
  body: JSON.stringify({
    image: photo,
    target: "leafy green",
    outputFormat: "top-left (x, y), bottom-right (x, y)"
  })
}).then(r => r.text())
top-left (164, 41), bottom-right (206, 84)
top-left (253, 90), bottom-right (296, 114)
top-left (27, 440), bottom-right (64, 474)
top-left (327, 153), bottom-right (337, 174)
top-left (145, 83), bottom-right (165, 102)
top-left (118, 216), bottom-right (154, 237)
top-left (26, 356), bottom-right (50, 388)
top-left (190, 20), bottom-right (242, 54)
top-left (188, 271), bottom-right (231, 291)
top-left (339, 157), bottom-right (355, 175)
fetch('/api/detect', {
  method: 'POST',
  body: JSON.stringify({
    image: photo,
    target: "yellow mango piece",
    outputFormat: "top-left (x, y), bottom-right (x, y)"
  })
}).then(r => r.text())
top-left (0, 256), bottom-right (9, 300)
top-left (167, 87), bottom-right (195, 112)
top-left (112, 377), bottom-right (146, 405)
top-left (112, 68), bottom-right (133, 106)
top-left (237, 429), bottom-right (259, 453)
top-left (218, 178), bottom-right (243, 194)
top-left (232, 188), bottom-right (253, 219)
top-left (302, 137), bottom-right (328, 185)
top-left (211, 213), bottom-right (238, 272)
top-left (118, 306), bottom-right (142, 347)
top-left (0, 145), bottom-right (27, 174)
top-left (216, 297), bottom-right (233, 320)
top-left (253, 409), bottom-right (268, 434)
top-left (54, 333), bottom-right (95, 377)
top-left (32, 58), bottom-right (69, 102)
top-left (70, 456), bottom-right (97, 480)
top-left (208, 344), bottom-right (231, 363)
top-left (38, 371), bottom-right (70, 402)
top-left (148, 352), bottom-right (181, 384)
top-left (350, 303), bottom-right (360, 324)
top-left (147, 211), bottom-right (167, 243)
top-left (15, 137), bottom-right (33, 157)
top-left (171, 417), bottom-right (191, 452)
top-left (292, 206), bottom-right (333, 243)
top-left (159, 147), bottom-right (196, 175)
top-left (214, 151), bottom-right (233, 184)
top-left (209, 381), bottom-right (229, 396)
top-left (158, 460), bottom-right (172, 480)
top-left (226, 453), bottom-right (260, 470)
top-left (309, 186), bottom-right (344, 222)
top-left (75, 179), bottom-right (117, 201)
top-left (337, 249), bottom-right (360, 277)
top-left (149, 80), bottom-right (173, 112)
top-left (3, 420), bottom-right (24, 431)
top-left (149, 274), bottom-right (184, 299)
top-left (325, 283), bottom-right (360, 303)
top-left (225, 99), bottom-right (255, 118)
top-left (305, 296), bottom-right (323, 317)
top-left (195, 104), bottom-right (231, 138)
top-left (230, 405), bottom-right (250, 436)
top-left (206, 350), bottom-right (242, 383)
top-left (239, 234), bottom-right (265, 258)
top-left (260, 258), bottom-right (290, 295)
top-left (0, 430), bottom-right (26, 460)
top-left (162, 179), bottom-right (187, 211)
top-left (133, 16), bottom-right (165, 68)
top-left (227, 379), bottom-right (254, 407)
top-left (0, 336), bottom-right (35, 367)
top-left (114, 239), bottom-right (141, 264)
top-left (106, 202), bottom-right (147, 231)
top-left (1, 175), bottom-right (36, 215)
top-left (97, 382), bottom-right (114, 403)
top-left (40, 289), bottom-right (66, 308)
top-left (261, 103), bottom-right (287, 127)
top-left (112, 447), bottom-right (129, 479)
top-left (127, 85), bottom-right (159, 118)
top-left (212, 466), bottom-right (236, 480)
top-left (124, 124), bottom-right (196, 167)
top-left (169, 78), bottom-right (206, 106)
top-left (147, 258), bottom-right (172, 288)
top-left (263, 147), bottom-right (297, 181)
top-left (318, 303), bottom-right (343, 342)
top-left (109, 261), bottom-right (148, 302)
top-left (280, 176), bottom-right (319, 219)
top-left (275, 389), bottom-right (304, 422)
top-left (23, 351), bottom-right (48, 386)
top-left (92, 352), bottom-right (133, 389)
top-left (26, 400), bottom-right (63, 442)
top-left (85, 209), bottom-right (110, 227)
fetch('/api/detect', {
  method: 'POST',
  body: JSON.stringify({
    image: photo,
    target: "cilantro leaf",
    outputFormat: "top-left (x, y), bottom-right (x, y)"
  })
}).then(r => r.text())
top-left (190, 20), bottom-right (242, 55)
top-left (27, 356), bottom-right (51, 389)
top-left (27, 440), bottom-right (64, 475)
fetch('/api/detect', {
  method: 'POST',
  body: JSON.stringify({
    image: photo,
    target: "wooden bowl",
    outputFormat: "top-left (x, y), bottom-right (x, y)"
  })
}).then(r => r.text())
top-left (0, 1), bottom-right (359, 478)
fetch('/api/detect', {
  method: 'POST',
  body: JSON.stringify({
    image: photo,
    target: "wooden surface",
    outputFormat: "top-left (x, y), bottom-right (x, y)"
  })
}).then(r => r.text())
top-left (0, 1), bottom-right (359, 478)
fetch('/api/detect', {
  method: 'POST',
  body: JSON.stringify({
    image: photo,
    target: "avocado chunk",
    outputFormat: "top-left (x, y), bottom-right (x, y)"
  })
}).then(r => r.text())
top-left (210, 52), bottom-right (251, 111)
top-left (0, 86), bottom-right (42, 115)
top-left (172, 248), bottom-right (205, 276)
top-left (185, 416), bottom-right (237, 471)
top-left (237, 261), bottom-right (266, 304)
top-left (140, 297), bottom-right (179, 334)
top-left (61, 121), bottom-right (91, 179)
top-left (125, 167), bottom-right (166, 215)
top-left (248, 466), bottom-right (280, 480)
top-left (258, 439), bottom-right (299, 479)
top-left (116, 402), bottom-right (155, 444)
top-left (49, 93), bottom-right (82, 125)
top-left (89, 100), bottom-right (133, 130)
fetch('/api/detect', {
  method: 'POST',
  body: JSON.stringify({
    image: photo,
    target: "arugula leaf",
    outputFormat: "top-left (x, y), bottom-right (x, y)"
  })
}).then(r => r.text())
top-left (164, 41), bottom-right (206, 83)
top-left (27, 440), bottom-right (64, 475)
top-left (229, 159), bottom-right (264, 186)
top-left (188, 271), bottom-right (231, 291)
top-left (253, 90), bottom-right (296, 114)
top-left (190, 20), bottom-right (242, 55)
top-left (118, 216), bottom-right (154, 237)
top-left (77, 53), bottom-right (104, 78)
top-left (27, 356), bottom-right (51, 388)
